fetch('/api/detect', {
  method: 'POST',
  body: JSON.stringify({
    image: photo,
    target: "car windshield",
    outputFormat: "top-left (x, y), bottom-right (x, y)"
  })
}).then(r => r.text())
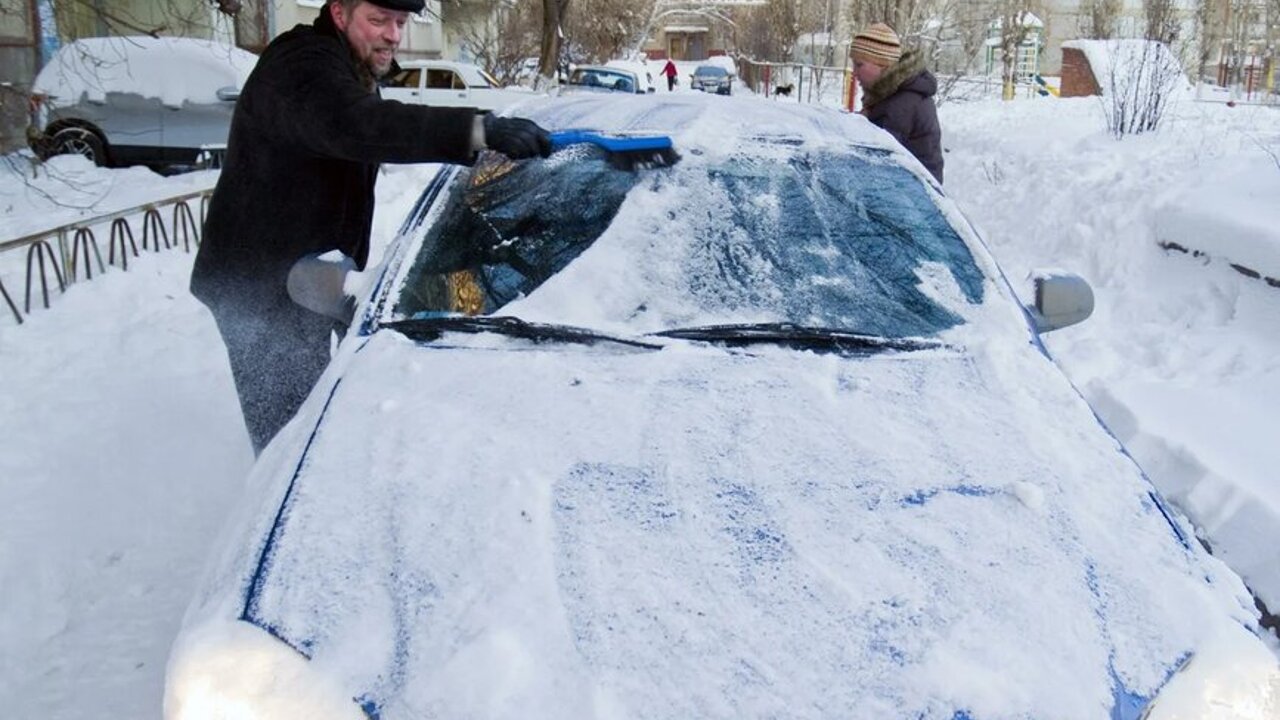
top-left (695, 66), bottom-right (728, 77)
top-left (392, 144), bottom-right (985, 339)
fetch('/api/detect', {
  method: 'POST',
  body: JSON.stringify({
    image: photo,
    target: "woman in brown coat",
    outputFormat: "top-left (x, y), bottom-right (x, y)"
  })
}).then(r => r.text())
top-left (851, 23), bottom-right (944, 184)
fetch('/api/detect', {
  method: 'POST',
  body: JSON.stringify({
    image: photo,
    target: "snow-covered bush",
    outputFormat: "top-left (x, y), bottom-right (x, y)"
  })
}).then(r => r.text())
top-left (1066, 39), bottom-right (1189, 137)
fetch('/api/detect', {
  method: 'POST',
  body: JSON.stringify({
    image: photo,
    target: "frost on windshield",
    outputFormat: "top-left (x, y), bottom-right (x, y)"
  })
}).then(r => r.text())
top-left (394, 145), bottom-right (985, 339)
top-left (676, 151), bottom-right (985, 337)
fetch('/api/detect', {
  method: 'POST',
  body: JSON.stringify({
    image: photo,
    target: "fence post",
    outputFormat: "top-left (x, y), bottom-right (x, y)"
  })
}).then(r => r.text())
top-left (56, 228), bottom-right (71, 285)
top-left (764, 64), bottom-right (771, 98)
top-left (109, 217), bottom-right (139, 270)
top-left (24, 239), bottom-right (65, 312)
top-left (0, 277), bottom-right (21, 324)
top-left (172, 200), bottom-right (200, 252)
top-left (141, 207), bottom-right (170, 252)
top-left (69, 227), bottom-right (105, 282)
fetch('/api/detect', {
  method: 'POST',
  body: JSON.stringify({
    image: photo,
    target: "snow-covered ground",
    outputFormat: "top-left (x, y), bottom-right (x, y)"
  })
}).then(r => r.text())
top-left (1, 86), bottom-right (1277, 718)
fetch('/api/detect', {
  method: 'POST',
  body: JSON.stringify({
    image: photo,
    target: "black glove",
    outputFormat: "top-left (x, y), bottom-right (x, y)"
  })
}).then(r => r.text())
top-left (483, 113), bottom-right (552, 159)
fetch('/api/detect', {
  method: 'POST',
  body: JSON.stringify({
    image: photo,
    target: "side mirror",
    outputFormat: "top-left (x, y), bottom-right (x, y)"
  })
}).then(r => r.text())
top-left (287, 252), bottom-right (357, 325)
top-left (1027, 270), bottom-right (1094, 333)
top-left (216, 85), bottom-right (240, 102)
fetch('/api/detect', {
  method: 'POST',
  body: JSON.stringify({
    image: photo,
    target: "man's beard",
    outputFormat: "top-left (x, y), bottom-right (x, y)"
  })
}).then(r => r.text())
top-left (366, 50), bottom-right (394, 78)
top-left (346, 44), bottom-right (391, 90)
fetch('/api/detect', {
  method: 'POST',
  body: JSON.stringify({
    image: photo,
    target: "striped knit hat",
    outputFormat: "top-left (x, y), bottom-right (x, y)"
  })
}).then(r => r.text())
top-left (851, 23), bottom-right (902, 67)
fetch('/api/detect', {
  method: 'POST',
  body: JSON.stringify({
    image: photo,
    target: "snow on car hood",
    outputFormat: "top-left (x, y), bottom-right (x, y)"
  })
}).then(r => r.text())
top-left (190, 329), bottom-right (1261, 720)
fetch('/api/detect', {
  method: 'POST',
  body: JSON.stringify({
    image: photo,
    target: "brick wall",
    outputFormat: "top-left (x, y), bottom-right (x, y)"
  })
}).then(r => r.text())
top-left (1061, 47), bottom-right (1100, 97)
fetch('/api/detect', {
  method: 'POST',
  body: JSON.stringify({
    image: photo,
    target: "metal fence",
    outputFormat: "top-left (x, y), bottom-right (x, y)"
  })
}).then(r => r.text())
top-left (737, 58), bottom-right (856, 111)
top-left (0, 187), bottom-right (214, 326)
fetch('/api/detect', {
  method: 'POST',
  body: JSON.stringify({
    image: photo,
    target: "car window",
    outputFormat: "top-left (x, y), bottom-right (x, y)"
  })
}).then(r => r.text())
top-left (569, 69), bottom-right (633, 92)
top-left (393, 146), bottom-right (985, 338)
top-left (386, 68), bottom-right (421, 89)
top-left (426, 69), bottom-right (462, 90)
top-left (696, 66), bottom-right (728, 77)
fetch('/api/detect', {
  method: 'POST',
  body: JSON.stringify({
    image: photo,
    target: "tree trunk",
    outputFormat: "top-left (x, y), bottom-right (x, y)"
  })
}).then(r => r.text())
top-left (537, 0), bottom-right (569, 89)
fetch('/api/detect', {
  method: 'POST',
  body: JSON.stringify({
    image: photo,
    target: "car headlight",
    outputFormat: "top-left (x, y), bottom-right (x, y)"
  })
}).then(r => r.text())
top-left (165, 620), bottom-right (365, 720)
top-left (1144, 622), bottom-right (1280, 719)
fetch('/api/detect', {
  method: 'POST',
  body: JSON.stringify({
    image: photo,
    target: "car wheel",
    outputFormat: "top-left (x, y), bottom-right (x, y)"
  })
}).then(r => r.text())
top-left (50, 126), bottom-right (108, 166)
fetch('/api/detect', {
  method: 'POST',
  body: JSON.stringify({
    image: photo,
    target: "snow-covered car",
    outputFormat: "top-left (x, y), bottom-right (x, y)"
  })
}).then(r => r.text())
top-left (690, 64), bottom-right (732, 95)
top-left (165, 94), bottom-right (1280, 720)
top-left (380, 60), bottom-right (532, 112)
top-left (561, 64), bottom-right (654, 95)
top-left (27, 36), bottom-right (256, 169)
top-left (604, 59), bottom-right (657, 93)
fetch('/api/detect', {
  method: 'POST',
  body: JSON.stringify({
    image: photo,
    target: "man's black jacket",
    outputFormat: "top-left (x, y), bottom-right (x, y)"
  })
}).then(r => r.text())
top-left (191, 11), bottom-right (478, 311)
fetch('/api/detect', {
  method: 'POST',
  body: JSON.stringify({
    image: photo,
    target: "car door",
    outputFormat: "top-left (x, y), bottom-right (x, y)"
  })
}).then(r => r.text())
top-left (381, 67), bottom-right (423, 104)
top-left (420, 68), bottom-right (470, 107)
top-left (57, 91), bottom-right (164, 166)
top-left (157, 87), bottom-right (238, 165)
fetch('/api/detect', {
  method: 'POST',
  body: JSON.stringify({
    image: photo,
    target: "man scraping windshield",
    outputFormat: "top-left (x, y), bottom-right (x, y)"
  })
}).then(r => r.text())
top-left (191, 0), bottom-right (551, 455)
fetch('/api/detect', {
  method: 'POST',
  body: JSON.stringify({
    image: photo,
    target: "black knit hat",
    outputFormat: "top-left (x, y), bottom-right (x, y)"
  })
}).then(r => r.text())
top-left (363, 0), bottom-right (425, 11)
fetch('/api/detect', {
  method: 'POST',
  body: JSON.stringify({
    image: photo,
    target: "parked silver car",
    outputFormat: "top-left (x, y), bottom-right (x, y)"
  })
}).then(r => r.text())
top-left (27, 36), bottom-right (256, 169)
top-left (690, 64), bottom-right (732, 95)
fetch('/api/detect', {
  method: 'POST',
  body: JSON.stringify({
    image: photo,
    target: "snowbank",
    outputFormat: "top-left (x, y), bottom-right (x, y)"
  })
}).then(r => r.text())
top-left (940, 94), bottom-right (1280, 614)
top-left (1152, 154), bottom-right (1280, 281)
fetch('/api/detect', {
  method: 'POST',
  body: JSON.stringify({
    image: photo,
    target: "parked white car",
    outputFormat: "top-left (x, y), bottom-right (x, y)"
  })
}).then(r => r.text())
top-left (27, 36), bottom-right (256, 168)
top-left (381, 60), bottom-right (532, 112)
top-left (164, 93), bottom-right (1280, 720)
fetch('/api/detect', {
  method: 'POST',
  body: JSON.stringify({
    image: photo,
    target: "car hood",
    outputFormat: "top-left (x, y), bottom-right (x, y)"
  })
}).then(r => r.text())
top-left (190, 331), bottom-right (1262, 720)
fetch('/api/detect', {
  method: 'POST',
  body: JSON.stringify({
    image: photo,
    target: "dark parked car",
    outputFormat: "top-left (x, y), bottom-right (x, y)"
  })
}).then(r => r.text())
top-left (27, 36), bottom-right (256, 169)
top-left (164, 93), bottom-right (1280, 720)
top-left (690, 64), bottom-right (732, 95)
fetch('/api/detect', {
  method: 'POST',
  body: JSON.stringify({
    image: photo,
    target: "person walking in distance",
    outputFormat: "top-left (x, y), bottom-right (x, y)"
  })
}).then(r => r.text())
top-left (661, 58), bottom-right (679, 92)
top-left (851, 23), bottom-right (944, 184)
top-left (191, 0), bottom-right (552, 454)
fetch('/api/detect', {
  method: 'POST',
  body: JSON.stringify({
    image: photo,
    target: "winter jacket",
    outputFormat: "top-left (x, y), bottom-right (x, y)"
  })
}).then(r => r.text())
top-left (862, 49), bottom-right (944, 184)
top-left (191, 10), bottom-right (479, 312)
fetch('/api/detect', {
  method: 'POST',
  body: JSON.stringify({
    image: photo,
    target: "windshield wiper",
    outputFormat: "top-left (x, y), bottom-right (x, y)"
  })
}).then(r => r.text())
top-left (652, 322), bottom-right (945, 354)
top-left (383, 315), bottom-right (661, 350)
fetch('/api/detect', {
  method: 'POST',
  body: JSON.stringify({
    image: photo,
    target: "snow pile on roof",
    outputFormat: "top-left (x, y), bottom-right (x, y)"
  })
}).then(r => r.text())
top-left (33, 36), bottom-right (258, 108)
top-left (1061, 39), bottom-right (1191, 98)
top-left (701, 55), bottom-right (738, 76)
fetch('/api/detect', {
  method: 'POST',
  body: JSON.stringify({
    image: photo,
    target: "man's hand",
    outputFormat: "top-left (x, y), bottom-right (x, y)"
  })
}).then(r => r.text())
top-left (482, 114), bottom-right (552, 159)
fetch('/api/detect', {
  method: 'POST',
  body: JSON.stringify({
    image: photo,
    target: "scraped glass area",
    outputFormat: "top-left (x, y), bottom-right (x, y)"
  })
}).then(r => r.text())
top-left (393, 144), bottom-right (986, 338)
top-left (394, 148), bottom-right (640, 318)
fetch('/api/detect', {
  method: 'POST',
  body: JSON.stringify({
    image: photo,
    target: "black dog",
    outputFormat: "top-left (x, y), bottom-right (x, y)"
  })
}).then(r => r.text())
top-left (774, 83), bottom-right (794, 97)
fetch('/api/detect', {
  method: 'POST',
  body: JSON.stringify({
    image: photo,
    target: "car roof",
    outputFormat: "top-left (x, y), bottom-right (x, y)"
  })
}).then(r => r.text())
top-left (517, 92), bottom-right (903, 159)
top-left (33, 35), bottom-right (257, 105)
